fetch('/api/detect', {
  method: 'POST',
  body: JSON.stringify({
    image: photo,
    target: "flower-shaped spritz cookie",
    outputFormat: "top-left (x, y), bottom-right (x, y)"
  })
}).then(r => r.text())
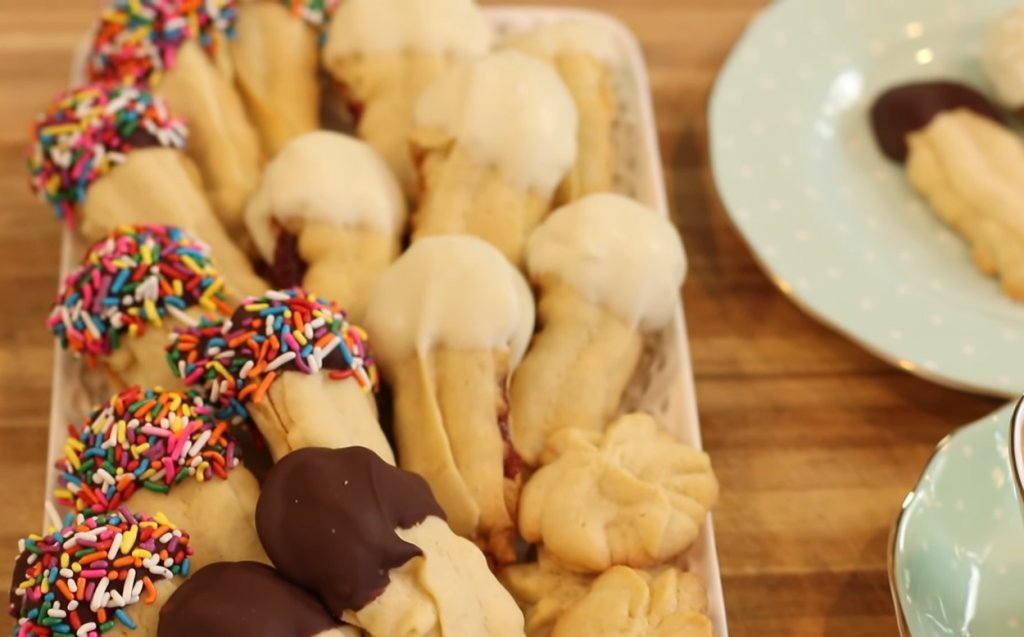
top-left (549, 567), bottom-right (714, 637)
top-left (519, 413), bottom-right (718, 572)
top-left (500, 553), bottom-right (713, 637)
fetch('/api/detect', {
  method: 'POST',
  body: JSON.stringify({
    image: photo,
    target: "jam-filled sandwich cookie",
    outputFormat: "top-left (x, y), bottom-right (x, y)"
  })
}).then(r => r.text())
top-left (504, 21), bottom-right (619, 204)
top-left (245, 132), bottom-right (406, 324)
top-left (88, 0), bottom-right (261, 233)
top-left (510, 194), bottom-right (687, 466)
top-left (871, 81), bottom-right (1024, 300)
top-left (255, 446), bottom-right (527, 637)
top-left (158, 561), bottom-right (360, 637)
top-left (231, 0), bottom-right (340, 157)
top-left (322, 0), bottom-right (494, 198)
top-left (411, 50), bottom-right (579, 266)
top-left (365, 235), bottom-right (535, 565)
top-left (47, 225), bottom-right (237, 391)
top-left (169, 288), bottom-right (394, 464)
top-left (28, 84), bottom-right (267, 297)
top-left (501, 551), bottom-right (715, 637)
top-left (9, 511), bottom-right (192, 637)
top-left (56, 386), bottom-right (268, 571)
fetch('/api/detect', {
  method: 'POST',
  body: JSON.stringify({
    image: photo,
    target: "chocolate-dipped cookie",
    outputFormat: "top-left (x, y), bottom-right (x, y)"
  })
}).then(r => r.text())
top-left (47, 225), bottom-right (234, 391)
top-left (869, 80), bottom-right (1024, 300)
top-left (55, 386), bottom-right (269, 572)
top-left (364, 235), bottom-right (534, 565)
top-left (88, 0), bottom-right (262, 236)
top-left (10, 512), bottom-right (192, 637)
top-left (231, 1), bottom-right (338, 157)
top-left (168, 288), bottom-right (394, 464)
top-left (244, 131), bottom-right (407, 326)
top-left (159, 561), bottom-right (357, 637)
top-left (27, 83), bottom-right (267, 297)
top-left (255, 446), bottom-right (527, 637)
top-left (870, 81), bottom-right (1002, 163)
top-left (322, 0), bottom-right (493, 199)
top-left (256, 446), bottom-right (441, 611)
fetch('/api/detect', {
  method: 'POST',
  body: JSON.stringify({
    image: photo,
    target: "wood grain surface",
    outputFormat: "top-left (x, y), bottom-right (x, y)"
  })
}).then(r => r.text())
top-left (0, 1), bottom-right (1006, 636)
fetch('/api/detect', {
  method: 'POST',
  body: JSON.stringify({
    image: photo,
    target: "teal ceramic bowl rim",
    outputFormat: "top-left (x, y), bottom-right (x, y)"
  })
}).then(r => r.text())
top-left (1008, 395), bottom-right (1024, 508)
top-left (887, 435), bottom-right (954, 637)
top-left (889, 475), bottom-right (917, 636)
top-left (890, 395), bottom-right (1024, 636)
top-left (888, 432), bottom-right (957, 637)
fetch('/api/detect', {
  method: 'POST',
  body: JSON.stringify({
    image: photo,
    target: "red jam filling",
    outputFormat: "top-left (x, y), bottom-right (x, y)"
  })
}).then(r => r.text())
top-left (498, 379), bottom-right (522, 480)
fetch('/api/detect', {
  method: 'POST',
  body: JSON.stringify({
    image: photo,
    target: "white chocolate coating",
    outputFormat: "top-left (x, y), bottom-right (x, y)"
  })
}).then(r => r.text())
top-left (414, 50), bottom-right (579, 196)
top-left (503, 20), bottom-right (619, 64)
top-left (244, 131), bottom-right (406, 263)
top-left (364, 235), bottom-right (536, 366)
top-left (325, 0), bottom-right (493, 56)
top-left (526, 194), bottom-right (686, 331)
top-left (985, 7), bottom-right (1024, 108)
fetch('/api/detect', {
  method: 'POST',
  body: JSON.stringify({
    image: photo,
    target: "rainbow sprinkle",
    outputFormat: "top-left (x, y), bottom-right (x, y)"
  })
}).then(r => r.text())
top-left (168, 288), bottom-right (378, 420)
top-left (27, 84), bottom-right (187, 224)
top-left (55, 387), bottom-right (242, 515)
top-left (47, 224), bottom-right (232, 362)
top-left (88, 0), bottom-right (239, 87)
top-left (280, 0), bottom-right (340, 27)
top-left (9, 511), bottom-right (191, 637)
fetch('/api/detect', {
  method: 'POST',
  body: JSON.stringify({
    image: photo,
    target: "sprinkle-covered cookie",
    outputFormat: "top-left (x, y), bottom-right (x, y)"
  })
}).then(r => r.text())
top-left (56, 387), bottom-right (242, 515)
top-left (47, 225), bottom-right (231, 362)
top-left (27, 85), bottom-right (186, 223)
top-left (169, 288), bottom-right (378, 420)
top-left (280, 0), bottom-right (340, 27)
top-left (88, 0), bottom-right (239, 86)
top-left (9, 511), bottom-right (191, 637)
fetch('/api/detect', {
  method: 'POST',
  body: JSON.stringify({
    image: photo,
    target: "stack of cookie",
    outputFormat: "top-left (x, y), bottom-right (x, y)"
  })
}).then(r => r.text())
top-left (11, 1), bottom-right (722, 636)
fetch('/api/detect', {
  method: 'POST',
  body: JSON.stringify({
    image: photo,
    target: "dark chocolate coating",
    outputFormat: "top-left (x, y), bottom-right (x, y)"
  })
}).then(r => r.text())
top-left (158, 562), bottom-right (339, 637)
top-left (229, 419), bottom-right (275, 485)
top-left (8, 550), bottom-right (31, 616)
top-left (270, 232), bottom-right (309, 290)
top-left (255, 446), bottom-right (446, 615)
top-left (870, 81), bottom-right (1003, 163)
top-left (124, 127), bottom-right (163, 152)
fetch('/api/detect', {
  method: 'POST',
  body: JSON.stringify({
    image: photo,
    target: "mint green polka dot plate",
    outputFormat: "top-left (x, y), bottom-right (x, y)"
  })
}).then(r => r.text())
top-left (892, 399), bottom-right (1024, 636)
top-left (710, 0), bottom-right (1024, 397)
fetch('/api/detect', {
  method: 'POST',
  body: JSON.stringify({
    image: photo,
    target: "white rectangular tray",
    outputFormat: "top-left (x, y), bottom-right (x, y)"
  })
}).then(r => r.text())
top-left (50, 7), bottom-right (728, 636)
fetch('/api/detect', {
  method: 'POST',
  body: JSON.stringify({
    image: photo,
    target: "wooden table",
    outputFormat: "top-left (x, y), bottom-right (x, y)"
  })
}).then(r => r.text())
top-left (0, 1), bottom-right (1006, 635)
